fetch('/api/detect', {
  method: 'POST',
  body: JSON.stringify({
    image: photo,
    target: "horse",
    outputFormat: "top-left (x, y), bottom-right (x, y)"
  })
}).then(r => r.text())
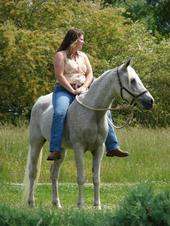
top-left (23, 59), bottom-right (154, 209)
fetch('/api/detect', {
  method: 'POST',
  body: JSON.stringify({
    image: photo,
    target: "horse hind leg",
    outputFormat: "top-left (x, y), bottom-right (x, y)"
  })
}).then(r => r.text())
top-left (23, 137), bottom-right (45, 207)
top-left (92, 144), bottom-right (104, 209)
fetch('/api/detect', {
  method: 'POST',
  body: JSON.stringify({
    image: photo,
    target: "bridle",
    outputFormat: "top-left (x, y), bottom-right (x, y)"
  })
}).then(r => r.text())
top-left (76, 67), bottom-right (148, 128)
top-left (116, 67), bottom-right (148, 106)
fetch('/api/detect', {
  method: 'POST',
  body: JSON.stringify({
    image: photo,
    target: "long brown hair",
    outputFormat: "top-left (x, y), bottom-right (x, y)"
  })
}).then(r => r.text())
top-left (57, 28), bottom-right (84, 57)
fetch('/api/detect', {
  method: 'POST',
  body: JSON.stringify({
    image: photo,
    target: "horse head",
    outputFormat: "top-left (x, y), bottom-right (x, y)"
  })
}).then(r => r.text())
top-left (116, 59), bottom-right (154, 110)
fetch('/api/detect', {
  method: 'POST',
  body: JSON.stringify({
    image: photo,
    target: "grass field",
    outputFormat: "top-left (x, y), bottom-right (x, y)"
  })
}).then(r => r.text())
top-left (0, 125), bottom-right (170, 184)
top-left (0, 125), bottom-right (170, 207)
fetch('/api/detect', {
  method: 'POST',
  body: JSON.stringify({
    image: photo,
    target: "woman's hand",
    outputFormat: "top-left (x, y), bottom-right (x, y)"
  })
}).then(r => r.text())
top-left (74, 85), bottom-right (88, 95)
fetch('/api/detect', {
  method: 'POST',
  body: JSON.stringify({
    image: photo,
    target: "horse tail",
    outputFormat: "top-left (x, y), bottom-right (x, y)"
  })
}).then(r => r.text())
top-left (22, 144), bottom-right (43, 205)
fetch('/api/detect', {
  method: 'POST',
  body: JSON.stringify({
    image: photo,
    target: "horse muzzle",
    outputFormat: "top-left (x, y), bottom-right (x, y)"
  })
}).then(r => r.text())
top-left (138, 92), bottom-right (154, 110)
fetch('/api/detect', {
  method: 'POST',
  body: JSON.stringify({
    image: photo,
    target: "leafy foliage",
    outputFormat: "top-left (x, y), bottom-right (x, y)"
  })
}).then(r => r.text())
top-left (0, 21), bottom-right (60, 118)
top-left (113, 183), bottom-right (170, 226)
top-left (0, 203), bottom-right (113, 226)
top-left (101, 0), bottom-right (170, 35)
top-left (0, 184), bottom-right (169, 226)
top-left (0, 0), bottom-right (170, 126)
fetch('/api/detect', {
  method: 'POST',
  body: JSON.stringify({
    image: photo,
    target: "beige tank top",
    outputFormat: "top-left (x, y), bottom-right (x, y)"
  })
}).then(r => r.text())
top-left (63, 51), bottom-right (87, 85)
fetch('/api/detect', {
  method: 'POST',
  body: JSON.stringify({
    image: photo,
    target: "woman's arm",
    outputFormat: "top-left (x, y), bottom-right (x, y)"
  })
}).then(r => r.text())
top-left (54, 52), bottom-right (76, 94)
top-left (83, 53), bottom-right (93, 88)
top-left (75, 53), bottom-right (93, 94)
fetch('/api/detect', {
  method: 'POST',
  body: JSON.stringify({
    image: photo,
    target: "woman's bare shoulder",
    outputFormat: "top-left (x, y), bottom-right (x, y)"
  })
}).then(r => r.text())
top-left (54, 51), bottom-right (65, 61)
top-left (55, 51), bottom-right (65, 57)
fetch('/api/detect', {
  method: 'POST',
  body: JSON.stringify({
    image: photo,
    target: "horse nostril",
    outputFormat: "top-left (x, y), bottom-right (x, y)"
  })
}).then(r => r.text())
top-left (150, 99), bottom-right (154, 105)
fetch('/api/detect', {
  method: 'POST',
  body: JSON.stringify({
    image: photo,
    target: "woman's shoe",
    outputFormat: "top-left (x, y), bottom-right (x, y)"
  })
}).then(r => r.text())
top-left (47, 151), bottom-right (62, 160)
top-left (106, 148), bottom-right (129, 157)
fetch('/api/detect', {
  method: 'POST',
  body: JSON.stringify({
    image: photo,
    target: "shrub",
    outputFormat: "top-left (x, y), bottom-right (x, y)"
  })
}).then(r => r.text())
top-left (0, 0), bottom-right (170, 126)
top-left (113, 183), bottom-right (170, 226)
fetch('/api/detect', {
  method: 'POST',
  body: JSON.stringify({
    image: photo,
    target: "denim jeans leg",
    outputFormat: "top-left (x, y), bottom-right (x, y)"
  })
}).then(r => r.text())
top-left (105, 111), bottom-right (120, 151)
top-left (50, 86), bottom-right (75, 152)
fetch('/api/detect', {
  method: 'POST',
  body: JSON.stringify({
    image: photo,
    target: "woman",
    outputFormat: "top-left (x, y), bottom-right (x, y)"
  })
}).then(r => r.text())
top-left (47, 28), bottom-right (128, 160)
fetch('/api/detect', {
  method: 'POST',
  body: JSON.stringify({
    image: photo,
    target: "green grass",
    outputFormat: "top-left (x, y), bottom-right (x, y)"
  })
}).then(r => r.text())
top-left (0, 125), bottom-right (170, 183)
top-left (0, 183), bottom-right (170, 226)
top-left (0, 182), bottom-right (170, 209)
top-left (0, 202), bottom-right (115, 226)
top-left (0, 125), bottom-right (170, 211)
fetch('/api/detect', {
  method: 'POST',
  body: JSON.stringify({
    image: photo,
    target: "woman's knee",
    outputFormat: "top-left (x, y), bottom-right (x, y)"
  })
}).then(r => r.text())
top-left (53, 108), bottom-right (67, 118)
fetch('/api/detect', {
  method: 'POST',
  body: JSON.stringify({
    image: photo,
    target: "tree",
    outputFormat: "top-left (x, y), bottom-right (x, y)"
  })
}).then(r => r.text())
top-left (0, 0), bottom-right (170, 126)
top-left (101, 0), bottom-right (170, 35)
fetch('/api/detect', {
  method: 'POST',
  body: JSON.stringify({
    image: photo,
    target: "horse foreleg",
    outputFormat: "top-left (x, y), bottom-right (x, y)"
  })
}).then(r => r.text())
top-left (74, 145), bottom-right (85, 208)
top-left (50, 149), bottom-right (66, 208)
top-left (92, 144), bottom-right (104, 209)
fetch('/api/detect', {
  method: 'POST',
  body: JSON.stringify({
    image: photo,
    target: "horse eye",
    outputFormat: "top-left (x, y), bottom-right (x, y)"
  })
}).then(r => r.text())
top-left (131, 78), bottom-right (136, 86)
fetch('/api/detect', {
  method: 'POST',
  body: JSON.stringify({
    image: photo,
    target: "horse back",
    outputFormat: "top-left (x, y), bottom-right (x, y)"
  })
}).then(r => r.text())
top-left (29, 93), bottom-right (53, 140)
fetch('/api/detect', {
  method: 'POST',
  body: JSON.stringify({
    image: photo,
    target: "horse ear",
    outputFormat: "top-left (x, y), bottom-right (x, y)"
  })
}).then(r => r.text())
top-left (124, 58), bottom-right (132, 68)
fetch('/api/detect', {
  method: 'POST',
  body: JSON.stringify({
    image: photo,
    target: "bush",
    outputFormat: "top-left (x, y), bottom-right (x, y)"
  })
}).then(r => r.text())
top-left (0, 0), bottom-right (170, 126)
top-left (113, 183), bottom-right (170, 226)
top-left (0, 204), bottom-right (113, 226)
top-left (0, 21), bottom-right (60, 120)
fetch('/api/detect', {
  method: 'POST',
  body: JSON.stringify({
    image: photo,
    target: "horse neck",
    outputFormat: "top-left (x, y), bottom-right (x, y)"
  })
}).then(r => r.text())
top-left (83, 69), bottom-right (118, 111)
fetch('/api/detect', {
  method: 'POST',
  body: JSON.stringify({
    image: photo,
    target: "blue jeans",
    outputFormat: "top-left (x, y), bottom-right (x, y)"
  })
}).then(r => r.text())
top-left (50, 85), bottom-right (119, 152)
top-left (105, 111), bottom-right (120, 151)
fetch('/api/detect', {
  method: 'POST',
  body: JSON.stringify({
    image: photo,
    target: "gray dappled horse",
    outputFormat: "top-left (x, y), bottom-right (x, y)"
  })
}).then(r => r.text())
top-left (23, 60), bottom-right (154, 209)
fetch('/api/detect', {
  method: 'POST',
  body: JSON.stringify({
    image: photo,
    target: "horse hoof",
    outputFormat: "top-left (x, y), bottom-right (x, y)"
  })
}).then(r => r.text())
top-left (28, 200), bottom-right (35, 207)
top-left (77, 203), bottom-right (83, 209)
top-left (94, 205), bottom-right (101, 210)
top-left (52, 202), bottom-right (62, 208)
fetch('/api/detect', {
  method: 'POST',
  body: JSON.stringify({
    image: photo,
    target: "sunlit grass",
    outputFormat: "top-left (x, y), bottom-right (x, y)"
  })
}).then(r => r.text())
top-left (0, 125), bottom-right (170, 184)
top-left (1, 182), bottom-right (169, 209)
top-left (102, 127), bottom-right (170, 183)
top-left (0, 125), bottom-right (170, 211)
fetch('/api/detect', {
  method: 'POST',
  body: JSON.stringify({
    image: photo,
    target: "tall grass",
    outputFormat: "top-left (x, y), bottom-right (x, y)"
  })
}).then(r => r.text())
top-left (0, 125), bottom-right (170, 183)
top-left (0, 125), bottom-right (170, 224)
top-left (0, 183), bottom-right (170, 225)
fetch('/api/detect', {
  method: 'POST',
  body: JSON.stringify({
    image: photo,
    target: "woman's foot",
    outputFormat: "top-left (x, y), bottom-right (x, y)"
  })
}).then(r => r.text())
top-left (106, 148), bottom-right (129, 157)
top-left (47, 151), bottom-right (61, 160)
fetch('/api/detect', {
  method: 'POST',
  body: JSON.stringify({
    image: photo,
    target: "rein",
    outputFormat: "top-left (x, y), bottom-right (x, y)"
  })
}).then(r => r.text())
top-left (76, 95), bottom-right (134, 129)
top-left (76, 67), bottom-right (148, 129)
